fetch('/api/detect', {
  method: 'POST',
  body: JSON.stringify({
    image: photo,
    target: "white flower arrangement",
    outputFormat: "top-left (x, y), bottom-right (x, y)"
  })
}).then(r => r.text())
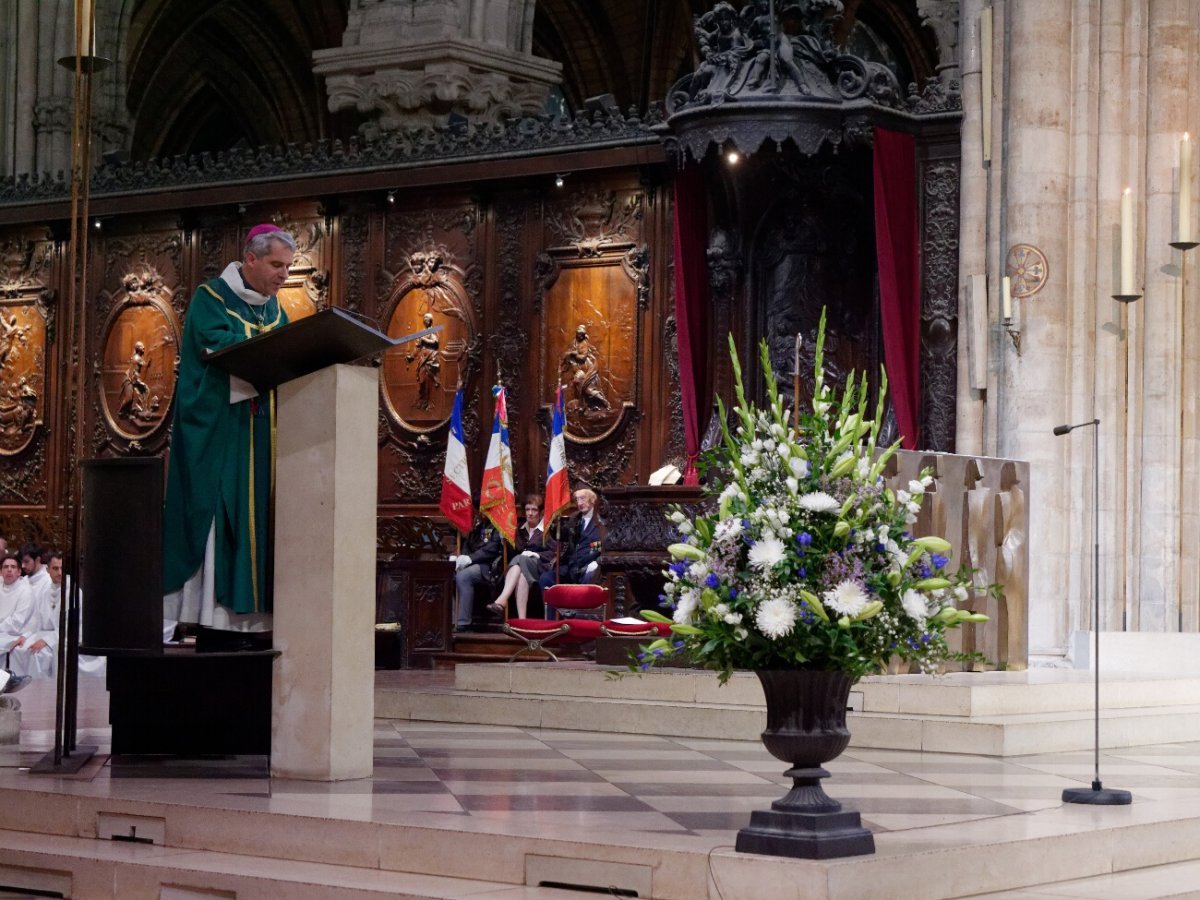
top-left (636, 310), bottom-right (988, 682)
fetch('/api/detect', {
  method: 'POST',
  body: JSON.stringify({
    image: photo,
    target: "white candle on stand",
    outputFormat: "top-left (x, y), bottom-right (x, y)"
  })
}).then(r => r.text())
top-left (1120, 187), bottom-right (1135, 295)
top-left (78, 0), bottom-right (93, 56)
top-left (1001, 276), bottom-right (1012, 321)
top-left (1180, 133), bottom-right (1192, 244)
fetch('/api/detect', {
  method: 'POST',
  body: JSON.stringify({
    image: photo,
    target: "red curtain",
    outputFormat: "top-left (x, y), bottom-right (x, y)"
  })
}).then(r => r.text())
top-left (672, 166), bottom-right (709, 484)
top-left (872, 127), bottom-right (921, 450)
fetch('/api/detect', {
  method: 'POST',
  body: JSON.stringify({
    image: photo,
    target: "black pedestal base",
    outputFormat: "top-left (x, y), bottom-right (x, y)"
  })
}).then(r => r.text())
top-left (736, 808), bottom-right (875, 859)
top-left (29, 745), bottom-right (98, 775)
top-left (1063, 782), bottom-right (1132, 805)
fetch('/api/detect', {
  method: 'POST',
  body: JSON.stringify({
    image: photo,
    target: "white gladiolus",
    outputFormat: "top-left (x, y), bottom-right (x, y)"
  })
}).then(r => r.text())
top-left (777, 443), bottom-right (791, 461)
top-left (786, 476), bottom-right (799, 495)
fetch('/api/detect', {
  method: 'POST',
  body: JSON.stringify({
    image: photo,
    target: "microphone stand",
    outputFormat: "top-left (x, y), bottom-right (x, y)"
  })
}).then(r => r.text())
top-left (1054, 418), bottom-right (1131, 805)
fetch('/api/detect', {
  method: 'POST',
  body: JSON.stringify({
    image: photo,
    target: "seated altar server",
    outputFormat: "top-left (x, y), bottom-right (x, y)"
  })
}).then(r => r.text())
top-left (7, 543), bottom-right (56, 678)
top-left (0, 553), bottom-right (35, 671)
top-left (162, 225), bottom-right (295, 649)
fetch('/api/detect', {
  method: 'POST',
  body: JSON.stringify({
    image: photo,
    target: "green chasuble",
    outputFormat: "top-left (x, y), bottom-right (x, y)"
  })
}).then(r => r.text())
top-left (163, 276), bottom-right (288, 614)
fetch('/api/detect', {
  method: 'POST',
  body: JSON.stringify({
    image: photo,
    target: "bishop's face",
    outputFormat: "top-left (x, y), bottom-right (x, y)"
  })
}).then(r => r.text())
top-left (242, 240), bottom-right (295, 296)
top-left (1, 558), bottom-right (19, 586)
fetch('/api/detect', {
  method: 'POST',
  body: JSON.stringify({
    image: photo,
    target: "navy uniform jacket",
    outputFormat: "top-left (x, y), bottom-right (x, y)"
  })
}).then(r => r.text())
top-left (561, 514), bottom-right (604, 582)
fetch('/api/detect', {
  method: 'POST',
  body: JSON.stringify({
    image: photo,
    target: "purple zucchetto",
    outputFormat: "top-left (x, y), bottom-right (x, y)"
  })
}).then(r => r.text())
top-left (246, 223), bottom-right (282, 240)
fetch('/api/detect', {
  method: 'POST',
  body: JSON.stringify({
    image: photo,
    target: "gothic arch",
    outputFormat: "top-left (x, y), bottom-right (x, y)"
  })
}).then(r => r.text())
top-left (124, 0), bottom-right (348, 158)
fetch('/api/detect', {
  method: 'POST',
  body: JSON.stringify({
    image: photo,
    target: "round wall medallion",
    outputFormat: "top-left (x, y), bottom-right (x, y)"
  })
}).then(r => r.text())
top-left (1006, 244), bottom-right (1048, 298)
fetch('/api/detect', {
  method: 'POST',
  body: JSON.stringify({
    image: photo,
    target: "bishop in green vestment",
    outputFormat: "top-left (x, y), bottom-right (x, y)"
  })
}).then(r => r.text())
top-left (163, 226), bottom-right (296, 633)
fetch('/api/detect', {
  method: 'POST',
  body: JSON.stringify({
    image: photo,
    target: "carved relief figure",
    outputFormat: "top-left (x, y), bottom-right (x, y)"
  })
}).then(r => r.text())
top-left (0, 314), bottom-right (31, 369)
top-left (560, 323), bottom-right (610, 414)
top-left (693, 2), bottom-right (753, 102)
top-left (0, 376), bottom-right (37, 436)
top-left (116, 341), bottom-right (161, 425)
top-left (405, 312), bottom-right (442, 410)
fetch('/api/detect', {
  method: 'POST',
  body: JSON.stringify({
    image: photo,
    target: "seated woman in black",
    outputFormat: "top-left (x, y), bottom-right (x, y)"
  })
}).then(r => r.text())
top-left (487, 495), bottom-right (554, 619)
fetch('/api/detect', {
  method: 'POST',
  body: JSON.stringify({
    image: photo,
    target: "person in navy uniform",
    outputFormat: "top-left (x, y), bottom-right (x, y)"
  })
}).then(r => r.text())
top-left (540, 488), bottom-right (604, 591)
top-left (452, 515), bottom-right (504, 632)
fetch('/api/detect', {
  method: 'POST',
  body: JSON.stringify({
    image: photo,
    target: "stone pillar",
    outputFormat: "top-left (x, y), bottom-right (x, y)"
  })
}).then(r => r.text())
top-left (1135, 0), bottom-right (1194, 632)
top-left (271, 364), bottom-right (378, 781)
top-left (955, 0), bottom-right (988, 454)
top-left (312, 0), bottom-right (562, 134)
top-left (997, 0), bottom-right (1076, 656)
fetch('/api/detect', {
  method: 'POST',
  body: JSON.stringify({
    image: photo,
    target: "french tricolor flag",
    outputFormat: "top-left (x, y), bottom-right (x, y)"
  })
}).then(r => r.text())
top-left (439, 387), bottom-right (473, 534)
top-left (541, 385), bottom-right (571, 533)
top-left (480, 385), bottom-right (517, 544)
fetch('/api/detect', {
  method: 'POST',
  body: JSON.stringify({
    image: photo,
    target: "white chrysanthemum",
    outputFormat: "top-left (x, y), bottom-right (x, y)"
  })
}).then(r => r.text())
top-left (673, 589), bottom-right (700, 623)
top-left (798, 491), bottom-right (841, 514)
top-left (823, 580), bottom-right (870, 617)
top-left (788, 457), bottom-right (809, 479)
top-left (901, 589), bottom-right (929, 623)
top-left (755, 597), bottom-right (798, 639)
top-left (714, 518), bottom-right (744, 542)
top-left (748, 537), bottom-right (787, 569)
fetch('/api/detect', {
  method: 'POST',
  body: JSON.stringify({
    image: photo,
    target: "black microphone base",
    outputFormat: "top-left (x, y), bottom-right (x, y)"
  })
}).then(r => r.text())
top-left (1063, 783), bottom-right (1132, 805)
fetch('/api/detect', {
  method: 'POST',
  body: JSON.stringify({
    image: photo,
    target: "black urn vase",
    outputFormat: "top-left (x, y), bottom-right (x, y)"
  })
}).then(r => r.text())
top-left (735, 669), bottom-right (875, 859)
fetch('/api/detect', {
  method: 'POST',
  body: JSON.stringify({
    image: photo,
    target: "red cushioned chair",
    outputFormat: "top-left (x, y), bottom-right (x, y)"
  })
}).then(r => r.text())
top-left (502, 583), bottom-right (608, 661)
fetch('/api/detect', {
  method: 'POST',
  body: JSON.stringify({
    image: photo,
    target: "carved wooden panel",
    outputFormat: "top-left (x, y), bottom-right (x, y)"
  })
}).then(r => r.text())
top-left (380, 251), bottom-right (477, 432)
top-left (536, 185), bottom-right (648, 489)
top-left (97, 272), bottom-right (180, 446)
top-left (92, 231), bottom-right (184, 456)
top-left (0, 237), bottom-right (54, 505)
top-left (377, 197), bottom-right (483, 503)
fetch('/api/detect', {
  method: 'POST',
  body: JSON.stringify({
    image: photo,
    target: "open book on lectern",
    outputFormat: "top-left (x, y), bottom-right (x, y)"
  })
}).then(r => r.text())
top-left (205, 307), bottom-right (441, 393)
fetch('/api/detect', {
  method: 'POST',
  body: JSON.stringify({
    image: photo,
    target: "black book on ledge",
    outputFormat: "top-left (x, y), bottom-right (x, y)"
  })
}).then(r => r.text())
top-left (205, 307), bottom-right (440, 393)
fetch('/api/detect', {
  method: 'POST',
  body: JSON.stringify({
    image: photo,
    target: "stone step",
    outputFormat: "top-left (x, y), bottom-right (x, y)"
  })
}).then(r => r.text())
top-left (372, 663), bottom-right (1200, 755)
top-left (1, 781), bottom-right (1199, 900)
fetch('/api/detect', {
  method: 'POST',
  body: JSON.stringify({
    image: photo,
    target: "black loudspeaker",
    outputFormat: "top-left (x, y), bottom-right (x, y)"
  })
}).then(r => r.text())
top-left (80, 457), bottom-right (164, 655)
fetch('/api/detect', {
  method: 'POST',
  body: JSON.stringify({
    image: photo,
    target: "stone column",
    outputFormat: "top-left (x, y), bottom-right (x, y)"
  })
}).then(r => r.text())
top-left (1134, 0), bottom-right (1194, 632)
top-left (997, 0), bottom-right (1076, 656)
top-left (955, 0), bottom-right (988, 454)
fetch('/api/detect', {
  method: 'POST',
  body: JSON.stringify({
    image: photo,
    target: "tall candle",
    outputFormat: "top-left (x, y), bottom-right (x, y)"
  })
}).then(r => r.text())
top-left (77, 0), bottom-right (93, 57)
top-left (1181, 133), bottom-right (1192, 244)
top-left (1121, 186), bottom-right (1134, 295)
top-left (1001, 276), bottom-right (1012, 321)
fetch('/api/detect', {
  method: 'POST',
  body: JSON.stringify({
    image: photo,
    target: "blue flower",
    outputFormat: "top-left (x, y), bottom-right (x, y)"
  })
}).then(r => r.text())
top-left (931, 553), bottom-right (949, 570)
top-left (704, 573), bottom-right (720, 589)
top-left (669, 562), bottom-right (688, 577)
top-left (728, 587), bottom-right (739, 600)
top-left (918, 565), bottom-right (931, 578)
top-left (797, 531), bottom-right (813, 547)
top-left (798, 567), bottom-right (807, 578)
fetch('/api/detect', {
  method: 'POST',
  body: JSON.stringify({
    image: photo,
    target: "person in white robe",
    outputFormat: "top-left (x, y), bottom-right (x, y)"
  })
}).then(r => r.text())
top-left (0, 554), bottom-right (35, 674)
top-left (8, 544), bottom-right (56, 678)
top-left (45, 551), bottom-right (104, 676)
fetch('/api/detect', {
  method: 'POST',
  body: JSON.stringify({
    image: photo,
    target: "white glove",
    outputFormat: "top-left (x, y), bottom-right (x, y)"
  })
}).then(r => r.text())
top-left (585, 561), bottom-right (599, 575)
top-left (521, 550), bottom-right (539, 559)
top-left (455, 554), bottom-right (471, 571)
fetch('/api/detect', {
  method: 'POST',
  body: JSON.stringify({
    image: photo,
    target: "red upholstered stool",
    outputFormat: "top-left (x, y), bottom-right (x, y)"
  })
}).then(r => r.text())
top-left (600, 620), bottom-right (673, 638)
top-left (502, 584), bottom-right (608, 661)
